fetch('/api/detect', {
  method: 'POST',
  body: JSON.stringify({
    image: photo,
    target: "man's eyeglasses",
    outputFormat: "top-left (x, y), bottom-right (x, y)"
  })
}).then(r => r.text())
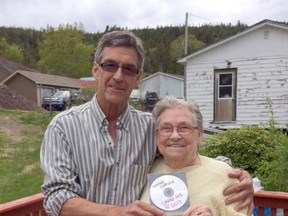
top-left (157, 125), bottom-right (198, 137)
top-left (99, 62), bottom-right (139, 76)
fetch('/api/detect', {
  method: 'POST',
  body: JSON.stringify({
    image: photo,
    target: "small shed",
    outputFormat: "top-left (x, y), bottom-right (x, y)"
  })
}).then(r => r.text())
top-left (178, 19), bottom-right (288, 129)
top-left (139, 72), bottom-right (184, 99)
top-left (1, 70), bottom-right (95, 107)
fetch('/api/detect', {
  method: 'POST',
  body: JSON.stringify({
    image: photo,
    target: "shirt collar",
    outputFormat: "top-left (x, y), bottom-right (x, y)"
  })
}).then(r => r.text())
top-left (91, 94), bottom-right (131, 131)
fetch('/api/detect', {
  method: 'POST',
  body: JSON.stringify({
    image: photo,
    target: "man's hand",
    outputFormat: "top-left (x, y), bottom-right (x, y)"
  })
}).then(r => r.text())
top-left (60, 197), bottom-right (165, 216)
top-left (118, 200), bottom-right (165, 216)
top-left (224, 168), bottom-right (254, 215)
top-left (183, 204), bottom-right (213, 216)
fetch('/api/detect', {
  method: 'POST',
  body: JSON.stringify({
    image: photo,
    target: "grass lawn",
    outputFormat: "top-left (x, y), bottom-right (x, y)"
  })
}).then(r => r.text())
top-left (0, 108), bottom-right (56, 203)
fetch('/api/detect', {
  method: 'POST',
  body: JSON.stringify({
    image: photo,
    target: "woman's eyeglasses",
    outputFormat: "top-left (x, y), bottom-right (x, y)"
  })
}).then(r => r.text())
top-left (157, 125), bottom-right (198, 137)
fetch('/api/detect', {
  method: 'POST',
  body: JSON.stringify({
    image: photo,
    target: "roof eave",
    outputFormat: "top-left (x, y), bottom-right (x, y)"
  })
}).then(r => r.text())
top-left (0, 71), bottom-right (20, 85)
top-left (177, 19), bottom-right (288, 63)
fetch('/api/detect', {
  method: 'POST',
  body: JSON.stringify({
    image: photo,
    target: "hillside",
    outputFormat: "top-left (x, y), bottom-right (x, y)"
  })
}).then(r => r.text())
top-left (0, 23), bottom-right (248, 77)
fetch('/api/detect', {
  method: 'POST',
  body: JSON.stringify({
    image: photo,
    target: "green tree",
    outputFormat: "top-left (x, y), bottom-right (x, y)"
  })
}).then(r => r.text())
top-left (170, 33), bottom-right (205, 60)
top-left (0, 37), bottom-right (9, 55)
top-left (4, 44), bottom-right (24, 63)
top-left (1, 22), bottom-right (248, 74)
top-left (38, 24), bottom-right (94, 78)
top-left (0, 37), bottom-right (24, 63)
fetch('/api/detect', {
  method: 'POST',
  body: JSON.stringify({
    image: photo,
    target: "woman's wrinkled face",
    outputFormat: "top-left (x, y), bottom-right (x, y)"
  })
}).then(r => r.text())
top-left (156, 106), bottom-right (203, 167)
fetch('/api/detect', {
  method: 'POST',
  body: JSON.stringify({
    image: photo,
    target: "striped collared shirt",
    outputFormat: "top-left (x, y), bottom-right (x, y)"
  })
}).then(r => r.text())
top-left (40, 95), bottom-right (157, 215)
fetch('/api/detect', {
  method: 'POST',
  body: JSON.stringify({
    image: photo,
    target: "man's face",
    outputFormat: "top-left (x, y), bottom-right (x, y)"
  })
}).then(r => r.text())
top-left (93, 46), bottom-right (141, 110)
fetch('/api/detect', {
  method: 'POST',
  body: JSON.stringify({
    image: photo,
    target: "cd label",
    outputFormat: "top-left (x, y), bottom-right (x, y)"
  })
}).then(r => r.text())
top-left (148, 172), bottom-right (190, 213)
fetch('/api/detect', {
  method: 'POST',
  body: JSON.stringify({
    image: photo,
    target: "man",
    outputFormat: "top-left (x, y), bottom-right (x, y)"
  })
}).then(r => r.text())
top-left (40, 30), bottom-right (253, 216)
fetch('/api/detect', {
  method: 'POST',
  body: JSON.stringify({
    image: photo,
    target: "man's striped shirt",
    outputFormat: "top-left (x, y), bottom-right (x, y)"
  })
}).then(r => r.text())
top-left (40, 96), bottom-right (157, 215)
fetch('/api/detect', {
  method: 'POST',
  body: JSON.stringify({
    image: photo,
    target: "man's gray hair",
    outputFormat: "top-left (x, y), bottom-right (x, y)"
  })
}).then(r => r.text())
top-left (152, 96), bottom-right (203, 129)
top-left (93, 31), bottom-right (145, 71)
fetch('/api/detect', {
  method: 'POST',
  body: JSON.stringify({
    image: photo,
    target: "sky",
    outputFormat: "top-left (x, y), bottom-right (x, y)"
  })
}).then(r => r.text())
top-left (1, 0), bottom-right (288, 33)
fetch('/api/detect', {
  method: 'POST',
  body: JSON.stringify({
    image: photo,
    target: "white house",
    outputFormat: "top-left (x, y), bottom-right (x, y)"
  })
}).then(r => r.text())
top-left (178, 19), bottom-right (288, 129)
top-left (139, 72), bottom-right (184, 99)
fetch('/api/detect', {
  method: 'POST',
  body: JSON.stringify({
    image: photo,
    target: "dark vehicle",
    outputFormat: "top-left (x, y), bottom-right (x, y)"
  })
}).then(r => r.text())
top-left (42, 90), bottom-right (86, 111)
top-left (70, 91), bottom-right (86, 105)
top-left (141, 91), bottom-right (159, 112)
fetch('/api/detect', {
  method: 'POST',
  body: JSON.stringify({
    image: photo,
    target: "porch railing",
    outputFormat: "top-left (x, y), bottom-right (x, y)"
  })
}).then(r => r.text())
top-left (254, 191), bottom-right (288, 216)
top-left (0, 191), bottom-right (288, 216)
top-left (0, 193), bottom-right (46, 216)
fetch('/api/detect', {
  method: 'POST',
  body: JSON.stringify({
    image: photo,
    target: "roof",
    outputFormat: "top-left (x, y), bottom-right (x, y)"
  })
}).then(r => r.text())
top-left (178, 19), bottom-right (288, 64)
top-left (0, 57), bottom-right (36, 82)
top-left (141, 72), bottom-right (184, 83)
top-left (1, 70), bottom-right (82, 88)
top-left (72, 78), bottom-right (97, 88)
top-left (80, 77), bottom-right (96, 81)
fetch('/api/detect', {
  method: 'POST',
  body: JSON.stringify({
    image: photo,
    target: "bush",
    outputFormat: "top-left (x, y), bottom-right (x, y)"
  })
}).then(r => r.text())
top-left (81, 87), bottom-right (96, 101)
top-left (200, 124), bottom-right (288, 192)
top-left (255, 127), bottom-right (288, 192)
top-left (200, 126), bottom-right (274, 175)
top-left (201, 98), bottom-right (288, 191)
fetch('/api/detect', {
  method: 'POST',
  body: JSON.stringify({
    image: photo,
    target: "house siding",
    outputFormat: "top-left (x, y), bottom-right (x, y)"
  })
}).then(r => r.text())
top-left (236, 56), bottom-right (288, 126)
top-left (5, 74), bottom-right (37, 104)
top-left (139, 72), bottom-right (184, 99)
top-left (187, 25), bottom-right (288, 63)
top-left (186, 62), bottom-right (214, 127)
top-left (186, 55), bottom-right (288, 128)
top-left (181, 21), bottom-right (288, 128)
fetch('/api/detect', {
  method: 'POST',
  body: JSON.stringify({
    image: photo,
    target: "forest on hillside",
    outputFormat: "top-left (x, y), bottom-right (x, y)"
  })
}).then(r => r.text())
top-left (0, 22), bottom-right (248, 78)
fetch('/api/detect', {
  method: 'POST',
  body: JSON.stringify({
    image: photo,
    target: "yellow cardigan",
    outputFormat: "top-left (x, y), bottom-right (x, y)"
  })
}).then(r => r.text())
top-left (140, 155), bottom-right (248, 216)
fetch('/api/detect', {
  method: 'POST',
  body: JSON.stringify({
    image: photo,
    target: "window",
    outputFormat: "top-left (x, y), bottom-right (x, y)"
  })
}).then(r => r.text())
top-left (264, 30), bottom-right (269, 40)
top-left (219, 73), bottom-right (232, 98)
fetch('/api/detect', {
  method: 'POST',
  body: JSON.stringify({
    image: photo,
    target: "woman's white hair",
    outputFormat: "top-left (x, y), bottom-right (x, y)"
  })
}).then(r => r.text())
top-left (152, 96), bottom-right (203, 129)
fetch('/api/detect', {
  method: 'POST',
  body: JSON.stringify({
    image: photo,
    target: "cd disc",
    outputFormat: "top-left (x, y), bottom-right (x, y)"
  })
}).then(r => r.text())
top-left (149, 174), bottom-right (188, 211)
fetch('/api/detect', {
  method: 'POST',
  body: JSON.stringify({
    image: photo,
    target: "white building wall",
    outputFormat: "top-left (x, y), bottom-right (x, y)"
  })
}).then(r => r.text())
top-left (189, 25), bottom-right (288, 62)
top-left (186, 62), bottom-right (215, 127)
top-left (185, 25), bottom-right (288, 128)
top-left (186, 56), bottom-right (288, 128)
top-left (158, 75), bottom-right (184, 99)
top-left (139, 73), bottom-right (184, 99)
top-left (235, 56), bottom-right (288, 126)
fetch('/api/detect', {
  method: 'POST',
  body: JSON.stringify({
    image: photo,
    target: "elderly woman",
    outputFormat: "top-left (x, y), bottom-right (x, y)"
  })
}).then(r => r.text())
top-left (141, 96), bottom-right (248, 216)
